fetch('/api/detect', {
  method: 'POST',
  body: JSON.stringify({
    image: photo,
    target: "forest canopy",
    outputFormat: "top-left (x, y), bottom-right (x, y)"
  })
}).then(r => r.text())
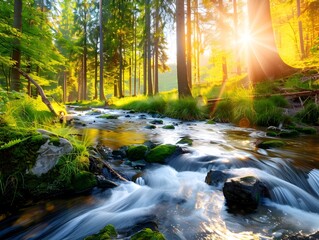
top-left (0, 0), bottom-right (319, 101)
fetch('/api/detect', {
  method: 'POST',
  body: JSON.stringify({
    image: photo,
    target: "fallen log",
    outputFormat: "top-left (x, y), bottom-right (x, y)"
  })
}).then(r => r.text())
top-left (15, 67), bottom-right (58, 116)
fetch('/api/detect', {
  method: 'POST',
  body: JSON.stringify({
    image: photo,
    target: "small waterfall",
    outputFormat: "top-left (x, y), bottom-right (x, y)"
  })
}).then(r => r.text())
top-left (308, 169), bottom-right (319, 197)
top-left (136, 177), bottom-right (145, 186)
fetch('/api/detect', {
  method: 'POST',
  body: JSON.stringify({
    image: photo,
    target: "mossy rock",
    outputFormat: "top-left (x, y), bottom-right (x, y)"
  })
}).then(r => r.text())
top-left (162, 125), bottom-right (175, 129)
top-left (145, 144), bottom-right (176, 163)
top-left (149, 119), bottom-right (163, 125)
top-left (72, 171), bottom-right (97, 192)
top-left (131, 228), bottom-right (165, 240)
top-left (206, 119), bottom-right (216, 124)
top-left (50, 136), bottom-right (61, 146)
top-left (97, 114), bottom-right (119, 119)
top-left (177, 137), bottom-right (193, 146)
top-left (257, 140), bottom-right (285, 149)
top-left (145, 125), bottom-right (156, 129)
top-left (84, 224), bottom-right (117, 240)
top-left (266, 131), bottom-right (278, 137)
top-left (278, 130), bottom-right (299, 138)
top-left (127, 145), bottom-right (148, 161)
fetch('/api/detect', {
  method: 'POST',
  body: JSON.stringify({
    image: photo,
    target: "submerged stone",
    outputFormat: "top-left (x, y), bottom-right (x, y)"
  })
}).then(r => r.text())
top-left (205, 170), bottom-right (230, 187)
top-left (162, 125), bottom-right (175, 129)
top-left (256, 140), bottom-right (285, 149)
top-left (149, 119), bottom-right (163, 125)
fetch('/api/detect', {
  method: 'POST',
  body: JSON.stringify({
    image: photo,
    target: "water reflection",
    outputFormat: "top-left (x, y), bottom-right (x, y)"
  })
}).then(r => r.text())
top-left (82, 128), bottom-right (146, 149)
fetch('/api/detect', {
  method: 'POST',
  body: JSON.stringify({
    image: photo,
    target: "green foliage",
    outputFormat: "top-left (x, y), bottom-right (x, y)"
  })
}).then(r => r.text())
top-left (295, 102), bottom-right (319, 125)
top-left (118, 96), bottom-right (167, 114)
top-left (127, 145), bottom-right (148, 161)
top-left (254, 99), bottom-right (285, 127)
top-left (3, 94), bottom-right (56, 127)
top-left (165, 97), bottom-right (207, 121)
top-left (131, 228), bottom-right (166, 240)
top-left (72, 171), bottom-right (97, 192)
top-left (146, 144), bottom-right (176, 163)
top-left (212, 99), bottom-right (233, 123)
top-left (269, 95), bottom-right (289, 108)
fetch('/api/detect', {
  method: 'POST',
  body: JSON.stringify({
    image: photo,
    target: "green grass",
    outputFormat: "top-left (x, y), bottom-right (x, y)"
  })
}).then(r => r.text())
top-left (295, 102), bottom-right (319, 125)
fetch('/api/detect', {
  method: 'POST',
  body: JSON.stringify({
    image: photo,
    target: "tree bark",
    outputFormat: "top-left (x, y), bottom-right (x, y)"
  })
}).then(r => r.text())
top-left (186, 0), bottom-right (192, 88)
top-left (154, 0), bottom-right (160, 95)
top-left (176, 0), bottom-right (192, 98)
top-left (297, 0), bottom-right (305, 59)
top-left (247, 0), bottom-right (296, 84)
top-left (146, 0), bottom-right (153, 96)
top-left (99, 0), bottom-right (106, 101)
top-left (11, 0), bottom-right (22, 91)
top-left (16, 68), bottom-right (58, 116)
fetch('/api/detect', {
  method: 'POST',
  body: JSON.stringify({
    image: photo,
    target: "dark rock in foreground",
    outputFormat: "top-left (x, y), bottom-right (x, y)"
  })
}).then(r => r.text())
top-left (205, 170), bottom-right (231, 187)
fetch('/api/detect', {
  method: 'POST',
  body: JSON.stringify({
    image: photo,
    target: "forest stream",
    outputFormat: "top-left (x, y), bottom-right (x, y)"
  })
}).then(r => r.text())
top-left (1, 107), bottom-right (319, 240)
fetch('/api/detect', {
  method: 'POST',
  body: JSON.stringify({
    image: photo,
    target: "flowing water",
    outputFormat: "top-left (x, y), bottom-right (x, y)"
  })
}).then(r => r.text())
top-left (1, 108), bottom-right (319, 239)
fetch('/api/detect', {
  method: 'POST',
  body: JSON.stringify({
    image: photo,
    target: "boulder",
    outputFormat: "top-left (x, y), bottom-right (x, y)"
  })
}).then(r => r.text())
top-left (223, 176), bottom-right (268, 214)
top-left (149, 119), bottom-right (163, 125)
top-left (30, 137), bottom-right (73, 176)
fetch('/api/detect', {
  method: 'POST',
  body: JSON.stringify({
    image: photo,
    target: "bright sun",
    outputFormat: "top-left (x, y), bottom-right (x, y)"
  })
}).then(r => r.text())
top-left (239, 31), bottom-right (253, 45)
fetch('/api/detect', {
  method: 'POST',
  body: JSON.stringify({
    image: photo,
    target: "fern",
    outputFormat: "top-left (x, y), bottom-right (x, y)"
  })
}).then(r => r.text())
top-left (0, 137), bottom-right (28, 150)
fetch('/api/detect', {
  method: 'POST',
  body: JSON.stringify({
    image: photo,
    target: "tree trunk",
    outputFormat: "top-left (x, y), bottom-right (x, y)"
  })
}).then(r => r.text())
top-left (119, 37), bottom-right (123, 98)
top-left (83, 9), bottom-right (88, 100)
top-left (247, 0), bottom-right (296, 84)
top-left (154, 0), bottom-right (159, 95)
top-left (176, 0), bottom-right (192, 98)
top-left (146, 0), bottom-right (153, 96)
top-left (233, 0), bottom-right (241, 75)
top-left (297, 0), bottom-right (305, 59)
top-left (99, 0), bottom-right (106, 101)
top-left (219, 0), bottom-right (228, 82)
top-left (11, 0), bottom-right (22, 92)
top-left (16, 68), bottom-right (58, 116)
top-left (94, 44), bottom-right (98, 100)
top-left (186, 0), bottom-right (192, 89)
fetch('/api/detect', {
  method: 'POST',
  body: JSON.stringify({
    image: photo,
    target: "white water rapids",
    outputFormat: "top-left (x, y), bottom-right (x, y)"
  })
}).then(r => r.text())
top-left (1, 108), bottom-right (319, 239)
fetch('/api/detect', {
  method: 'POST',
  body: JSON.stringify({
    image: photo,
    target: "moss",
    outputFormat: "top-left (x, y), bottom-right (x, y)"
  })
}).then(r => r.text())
top-left (145, 125), bottom-right (156, 129)
top-left (266, 131), bottom-right (278, 137)
top-left (206, 119), bottom-right (216, 124)
top-left (146, 144), bottom-right (176, 163)
top-left (177, 137), bottom-right (193, 146)
top-left (257, 140), bottom-right (285, 149)
top-left (84, 224), bottom-right (117, 240)
top-left (278, 130), bottom-right (299, 138)
top-left (97, 114), bottom-right (119, 119)
top-left (50, 136), bottom-right (60, 146)
top-left (127, 145), bottom-right (148, 161)
top-left (72, 171), bottom-right (97, 192)
top-left (162, 125), bottom-right (175, 129)
top-left (150, 119), bottom-right (163, 125)
top-left (131, 228), bottom-right (166, 240)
